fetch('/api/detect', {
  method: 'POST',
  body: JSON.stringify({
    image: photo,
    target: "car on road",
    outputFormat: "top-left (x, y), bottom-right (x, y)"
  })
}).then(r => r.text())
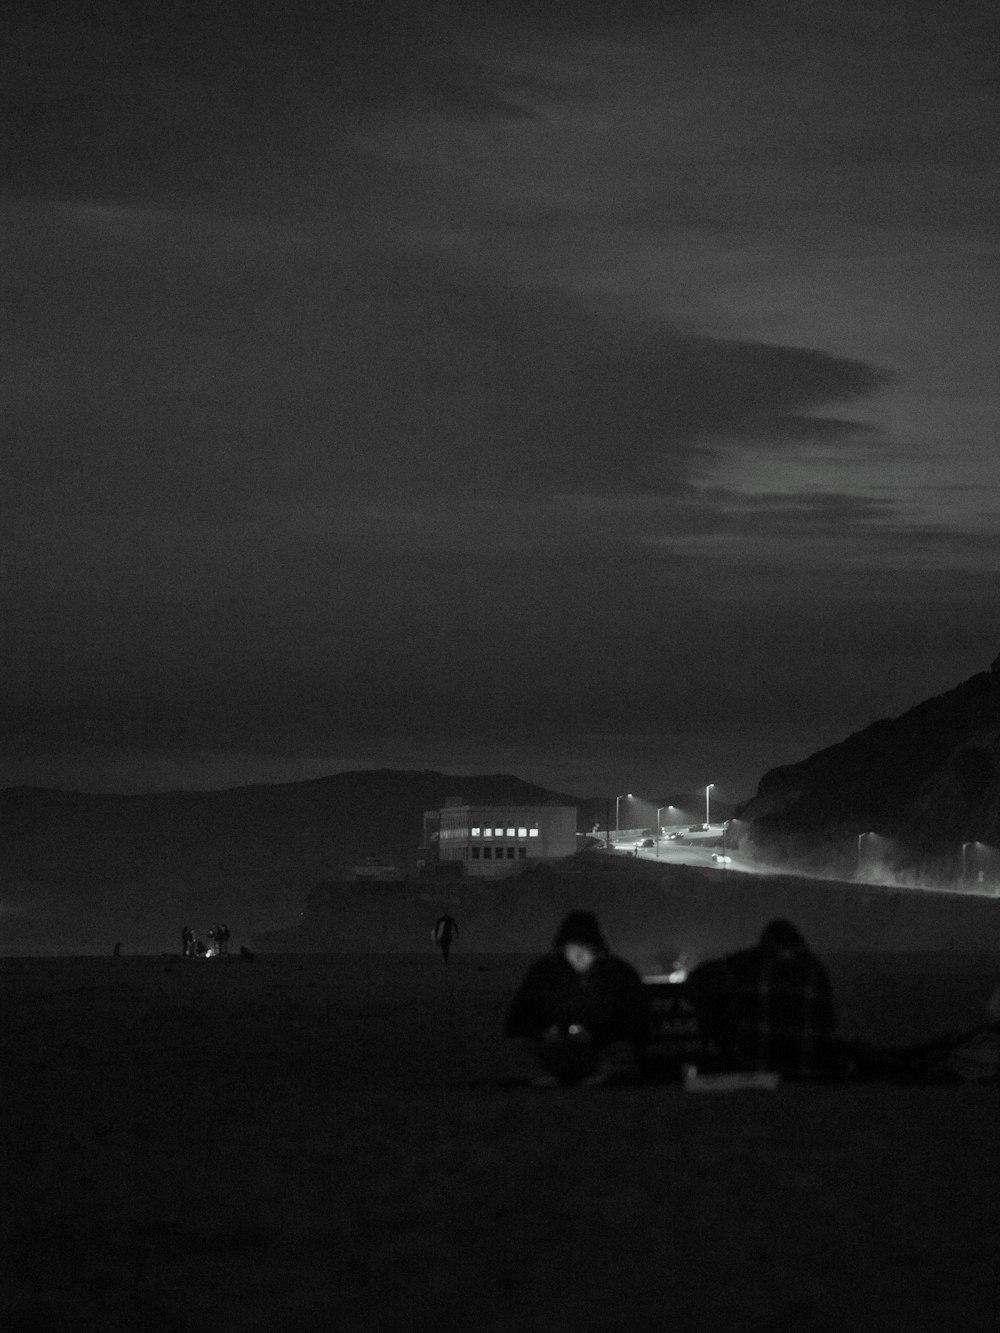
top-left (665, 831), bottom-right (683, 840)
top-left (640, 838), bottom-right (655, 848)
top-left (688, 824), bottom-right (708, 832)
top-left (711, 852), bottom-right (732, 863)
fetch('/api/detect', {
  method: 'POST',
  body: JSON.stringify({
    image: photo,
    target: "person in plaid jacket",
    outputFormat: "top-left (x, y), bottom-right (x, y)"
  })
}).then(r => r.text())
top-left (687, 919), bottom-right (836, 1078)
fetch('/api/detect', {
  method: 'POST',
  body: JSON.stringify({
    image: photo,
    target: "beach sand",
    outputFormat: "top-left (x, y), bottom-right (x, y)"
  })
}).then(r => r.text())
top-left (3, 950), bottom-right (999, 1331)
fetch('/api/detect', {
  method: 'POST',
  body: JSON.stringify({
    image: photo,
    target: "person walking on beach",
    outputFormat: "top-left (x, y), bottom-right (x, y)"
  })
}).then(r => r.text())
top-left (433, 914), bottom-right (459, 964)
top-left (219, 923), bottom-right (230, 955)
top-left (502, 911), bottom-right (647, 1087)
top-left (181, 926), bottom-right (194, 958)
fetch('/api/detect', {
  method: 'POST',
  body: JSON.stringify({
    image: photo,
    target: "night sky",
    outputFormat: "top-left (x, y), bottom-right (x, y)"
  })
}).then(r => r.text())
top-left (4, 0), bottom-right (999, 801)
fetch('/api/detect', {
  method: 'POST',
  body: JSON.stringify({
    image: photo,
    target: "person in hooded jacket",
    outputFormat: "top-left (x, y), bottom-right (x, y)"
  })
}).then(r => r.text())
top-left (686, 919), bottom-right (836, 1079)
top-left (502, 911), bottom-right (647, 1087)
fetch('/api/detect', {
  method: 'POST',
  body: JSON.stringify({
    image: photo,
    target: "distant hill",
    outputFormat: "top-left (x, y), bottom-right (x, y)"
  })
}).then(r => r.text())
top-left (736, 653), bottom-right (1000, 876)
top-left (0, 770), bottom-right (587, 955)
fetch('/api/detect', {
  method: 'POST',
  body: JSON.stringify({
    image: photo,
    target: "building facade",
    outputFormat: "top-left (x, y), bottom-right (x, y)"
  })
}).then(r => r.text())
top-left (421, 802), bottom-right (578, 878)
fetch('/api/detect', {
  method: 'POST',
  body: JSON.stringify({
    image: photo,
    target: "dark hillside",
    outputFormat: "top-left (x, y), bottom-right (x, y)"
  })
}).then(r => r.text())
top-left (737, 653), bottom-right (1000, 873)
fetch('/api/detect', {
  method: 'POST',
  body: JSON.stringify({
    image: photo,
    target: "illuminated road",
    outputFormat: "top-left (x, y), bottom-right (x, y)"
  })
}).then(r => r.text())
top-left (609, 832), bottom-right (1000, 898)
top-left (608, 829), bottom-right (753, 873)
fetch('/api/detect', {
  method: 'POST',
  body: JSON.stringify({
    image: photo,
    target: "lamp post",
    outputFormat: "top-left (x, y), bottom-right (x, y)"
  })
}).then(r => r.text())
top-left (657, 804), bottom-right (678, 833)
top-left (857, 831), bottom-right (870, 877)
top-left (615, 793), bottom-right (632, 842)
top-left (705, 783), bottom-right (714, 827)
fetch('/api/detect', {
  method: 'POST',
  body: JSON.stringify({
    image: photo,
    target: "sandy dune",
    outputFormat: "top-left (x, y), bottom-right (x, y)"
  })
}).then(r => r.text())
top-left (3, 950), bottom-right (999, 1332)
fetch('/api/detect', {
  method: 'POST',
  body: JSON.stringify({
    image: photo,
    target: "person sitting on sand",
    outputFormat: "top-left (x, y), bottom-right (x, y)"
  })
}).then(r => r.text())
top-left (502, 911), bottom-right (647, 1088)
top-left (686, 919), bottom-right (836, 1079)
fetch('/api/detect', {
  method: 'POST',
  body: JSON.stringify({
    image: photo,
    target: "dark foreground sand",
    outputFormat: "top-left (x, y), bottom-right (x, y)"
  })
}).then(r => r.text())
top-left (3, 950), bottom-right (999, 1332)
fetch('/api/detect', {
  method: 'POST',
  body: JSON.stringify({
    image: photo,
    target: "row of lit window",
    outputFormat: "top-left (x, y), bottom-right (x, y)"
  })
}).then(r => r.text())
top-left (472, 827), bottom-right (539, 838)
top-left (437, 825), bottom-right (541, 841)
top-left (472, 847), bottom-right (527, 860)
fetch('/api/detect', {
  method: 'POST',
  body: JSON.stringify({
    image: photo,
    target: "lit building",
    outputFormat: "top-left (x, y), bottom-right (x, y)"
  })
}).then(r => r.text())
top-left (420, 800), bottom-right (578, 878)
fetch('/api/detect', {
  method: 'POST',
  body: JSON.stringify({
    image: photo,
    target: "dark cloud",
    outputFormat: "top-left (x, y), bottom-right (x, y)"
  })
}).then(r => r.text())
top-left (4, 0), bottom-right (638, 207)
top-left (490, 0), bottom-right (736, 37)
top-left (4, 218), bottom-right (886, 518)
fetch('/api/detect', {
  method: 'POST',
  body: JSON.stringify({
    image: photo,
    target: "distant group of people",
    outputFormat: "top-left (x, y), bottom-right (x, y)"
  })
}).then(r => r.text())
top-left (181, 924), bottom-right (230, 957)
top-left (500, 911), bottom-right (1000, 1089)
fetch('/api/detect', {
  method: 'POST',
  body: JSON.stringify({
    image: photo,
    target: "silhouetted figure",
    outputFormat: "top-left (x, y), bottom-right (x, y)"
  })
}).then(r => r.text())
top-left (686, 919), bottom-right (835, 1079)
top-left (194, 938), bottom-right (207, 956)
top-left (208, 926), bottom-right (220, 956)
top-left (219, 924), bottom-right (230, 955)
top-left (503, 911), bottom-right (647, 1087)
top-left (113, 942), bottom-right (121, 957)
top-left (181, 926), bottom-right (194, 958)
top-left (240, 945), bottom-right (254, 960)
top-left (433, 914), bottom-right (459, 963)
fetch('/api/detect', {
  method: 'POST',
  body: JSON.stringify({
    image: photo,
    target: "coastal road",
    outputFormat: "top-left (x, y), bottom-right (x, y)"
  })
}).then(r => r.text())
top-left (612, 831), bottom-right (753, 873)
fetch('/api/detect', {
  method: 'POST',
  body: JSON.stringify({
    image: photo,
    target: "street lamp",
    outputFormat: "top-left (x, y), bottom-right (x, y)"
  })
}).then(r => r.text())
top-left (656, 804), bottom-right (678, 834)
top-left (615, 793), bottom-right (632, 841)
top-left (655, 806), bottom-right (668, 858)
top-left (705, 784), bottom-right (714, 827)
top-left (857, 831), bottom-right (871, 876)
